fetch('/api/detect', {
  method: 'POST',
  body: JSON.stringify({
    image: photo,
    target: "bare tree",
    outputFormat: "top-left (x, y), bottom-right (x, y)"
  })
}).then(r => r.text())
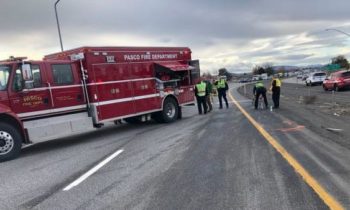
top-left (262, 63), bottom-right (274, 76)
top-left (218, 68), bottom-right (233, 80)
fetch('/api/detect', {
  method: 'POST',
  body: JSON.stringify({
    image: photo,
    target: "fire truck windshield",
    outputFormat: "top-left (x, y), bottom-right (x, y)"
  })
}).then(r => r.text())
top-left (0, 65), bottom-right (10, 91)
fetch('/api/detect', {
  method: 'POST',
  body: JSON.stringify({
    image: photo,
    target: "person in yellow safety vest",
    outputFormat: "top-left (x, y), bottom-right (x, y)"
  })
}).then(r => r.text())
top-left (253, 80), bottom-right (268, 109)
top-left (195, 79), bottom-right (208, 114)
top-left (270, 76), bottom-right (282, 108)
top-left (214, 77), bottom-right (229, 109)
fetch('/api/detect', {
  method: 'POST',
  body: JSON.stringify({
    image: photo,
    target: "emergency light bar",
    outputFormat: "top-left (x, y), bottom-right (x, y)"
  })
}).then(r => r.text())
top-left (0, 56), bottom-right (28, 62)
top-left (70, 53), bottom-right (85, 61)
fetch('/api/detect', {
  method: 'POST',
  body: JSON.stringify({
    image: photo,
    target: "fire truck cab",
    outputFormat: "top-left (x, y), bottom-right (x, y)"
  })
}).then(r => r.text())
top-left (0, 47), bottom-right (200, 161)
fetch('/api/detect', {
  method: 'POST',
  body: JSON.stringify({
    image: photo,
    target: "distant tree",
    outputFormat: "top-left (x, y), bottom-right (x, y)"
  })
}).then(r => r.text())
top-left (277, 69), bottom-right (285, 75)
top-left (201, 72), bottom-right (213, 79)
top-left (218, 68), bottom-right (233, 80)
top-left (262, 63), bottom-right (274, 76)
top-left (258, 67), bottom-right (265, 75)
top-left (331, 55), bottom-right (349, 69)
top-left (218, 68), bottom-right (228, 76)
top-left (252, 65), bottom-right (266, 75)
top-left (252, 65), bottom-right (260, 75)
top-left (252, 66), bottom-right (259, 75)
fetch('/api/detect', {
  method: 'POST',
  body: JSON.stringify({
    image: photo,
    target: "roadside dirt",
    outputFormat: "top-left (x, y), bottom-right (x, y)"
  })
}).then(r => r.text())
top-left (237, 82), bottom-right (350, 149)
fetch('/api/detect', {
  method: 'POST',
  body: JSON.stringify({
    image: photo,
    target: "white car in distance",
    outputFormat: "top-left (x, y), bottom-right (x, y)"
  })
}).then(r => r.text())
top-left (305, 72), bottom-right (327, 86)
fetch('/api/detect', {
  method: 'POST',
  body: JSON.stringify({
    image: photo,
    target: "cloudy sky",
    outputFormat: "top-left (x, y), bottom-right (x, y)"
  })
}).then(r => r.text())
top-left (1, 0), bottom-right (350, 73)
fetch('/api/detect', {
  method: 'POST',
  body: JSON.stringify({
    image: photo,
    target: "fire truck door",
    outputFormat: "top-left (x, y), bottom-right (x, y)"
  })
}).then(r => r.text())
top-left (8, 63), bottom-right (52, 119)
top-left (47, 63), bottom-right (86, 113)
top-left (91, 63), bottom-right (135, 121)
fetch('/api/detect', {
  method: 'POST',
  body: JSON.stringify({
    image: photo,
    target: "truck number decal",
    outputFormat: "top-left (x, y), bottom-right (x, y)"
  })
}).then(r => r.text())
top-left (106, 56), bottom-right (116, 63)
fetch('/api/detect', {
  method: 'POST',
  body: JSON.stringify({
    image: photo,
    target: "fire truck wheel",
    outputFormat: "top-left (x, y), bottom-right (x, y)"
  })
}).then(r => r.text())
top-left (161, 98), bottom-right (179, 123)
top-left (0, 122), bottom-right (22, 162)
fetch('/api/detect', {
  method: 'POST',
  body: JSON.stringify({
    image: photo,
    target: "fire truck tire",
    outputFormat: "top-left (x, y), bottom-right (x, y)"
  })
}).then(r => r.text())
top-left (0, 122), bottom-right (22, 162)
top-left (160, 98), bottom-right (179, 123)
top-left (177, 106), bottom-right (182, 119)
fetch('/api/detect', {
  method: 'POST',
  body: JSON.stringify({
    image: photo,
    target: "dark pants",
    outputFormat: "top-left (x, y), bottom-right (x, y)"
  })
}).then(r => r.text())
top-left (218, 89), bottom-right (228, 108)
top-left (196, 96), bottom-right (207, 114)
top-left (206, 95), bottom-right (213, 111)
top-left (255, 89), bottom-right (268, 109)
top-left (272, 87), bottom-right (280, 108)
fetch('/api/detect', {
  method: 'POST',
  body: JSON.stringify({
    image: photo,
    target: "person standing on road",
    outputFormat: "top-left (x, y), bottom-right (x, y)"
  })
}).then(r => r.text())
top-left (270, 76), bottom-right (281, 108)
top-left (215, 76), bottom-right (229, 109)
top-left (205, 80), bottom-right (213, 112)
top-left (195, 79), bottom-right (208, 114)
top-left (253, 80), bottom-right (268, 109)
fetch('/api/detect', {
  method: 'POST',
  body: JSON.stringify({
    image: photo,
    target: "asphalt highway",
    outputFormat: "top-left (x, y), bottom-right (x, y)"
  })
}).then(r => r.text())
top-left (1, 83), bottom-right (349, 209)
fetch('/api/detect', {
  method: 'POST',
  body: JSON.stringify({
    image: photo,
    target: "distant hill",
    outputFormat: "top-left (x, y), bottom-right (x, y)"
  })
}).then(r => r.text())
top-left (299, 64), bottom-right (325, 70)
top-left (229, 64), bottom-right (325, 75)
top-left (272, 66), bottom-right (300, 72)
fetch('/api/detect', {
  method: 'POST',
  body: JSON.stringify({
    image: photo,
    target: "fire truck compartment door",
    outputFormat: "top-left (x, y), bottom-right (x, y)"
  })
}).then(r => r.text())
top-left (154, 61), bottom-right (195, 71)
top-left (91, 64), bottom-right (135, 122)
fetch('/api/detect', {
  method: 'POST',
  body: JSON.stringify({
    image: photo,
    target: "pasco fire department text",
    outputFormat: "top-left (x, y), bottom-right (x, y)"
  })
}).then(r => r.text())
top-left (124, 53), bottom-right (178, 61)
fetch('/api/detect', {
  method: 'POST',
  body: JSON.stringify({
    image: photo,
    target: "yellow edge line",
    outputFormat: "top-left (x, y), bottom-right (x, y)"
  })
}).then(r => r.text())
top-left (228, 92), bottom-right (344, 210)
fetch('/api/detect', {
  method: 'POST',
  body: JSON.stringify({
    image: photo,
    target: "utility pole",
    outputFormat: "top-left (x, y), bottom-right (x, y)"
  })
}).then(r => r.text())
top-left (55, 0), bottom-right (64, 52)
top-left (325, 28), bottom-right (350, 37)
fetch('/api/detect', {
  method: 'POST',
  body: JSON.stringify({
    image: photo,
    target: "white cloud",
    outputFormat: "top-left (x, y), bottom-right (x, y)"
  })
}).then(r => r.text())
top-left (1, 1), bottom-right (350, 73)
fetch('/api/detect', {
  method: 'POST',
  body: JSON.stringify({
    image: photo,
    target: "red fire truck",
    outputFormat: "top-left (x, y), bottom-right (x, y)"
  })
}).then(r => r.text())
top-left (0, 46), bottom-right (200, 161)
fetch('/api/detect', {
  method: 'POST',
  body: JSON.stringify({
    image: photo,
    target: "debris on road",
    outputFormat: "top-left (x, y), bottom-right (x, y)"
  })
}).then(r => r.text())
top-left (321, 126), bottom-right (343, 133)
top-left (303, 95), bottom-right (317, 104)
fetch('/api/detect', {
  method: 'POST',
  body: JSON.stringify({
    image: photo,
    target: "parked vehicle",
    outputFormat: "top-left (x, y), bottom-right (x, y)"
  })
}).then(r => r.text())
top-left (252, 75), bottom-right (260, 81)
top-left (305, 72), bottom-right (326, 86)
top-left (323, 70), bottom-right (350, 91)
top-left (0, 46), bottom-right (199, 161)
top-left (301, 74), bottom-right (308, 81)
top-left (260, 73), bottom-right (268, 80)
top-left (239, 78), bottom-right (250, 83)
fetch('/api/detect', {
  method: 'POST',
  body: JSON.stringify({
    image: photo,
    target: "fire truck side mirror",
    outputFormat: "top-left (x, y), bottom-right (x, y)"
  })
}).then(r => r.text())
top-left (21, 64), bottom-right (33, 81)
top-left (21, 64), bottom-right (35, 89)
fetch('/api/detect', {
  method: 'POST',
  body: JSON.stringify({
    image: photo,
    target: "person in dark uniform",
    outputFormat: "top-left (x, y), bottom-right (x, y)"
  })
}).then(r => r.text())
top-left (195, 79), bottom-right (208, 114)
top-left (204, 80), bottom-right (213, 112)
top-left (215, 76), bottom-right (229, 109)
top-left (270, 76), bottom-right (281, 108)
top-left (253, 81), bottom-right (268, 109)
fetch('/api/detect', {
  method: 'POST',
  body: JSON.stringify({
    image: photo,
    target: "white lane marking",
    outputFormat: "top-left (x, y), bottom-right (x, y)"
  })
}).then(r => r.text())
top-left (63, 149), bottom-right (124, 191)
